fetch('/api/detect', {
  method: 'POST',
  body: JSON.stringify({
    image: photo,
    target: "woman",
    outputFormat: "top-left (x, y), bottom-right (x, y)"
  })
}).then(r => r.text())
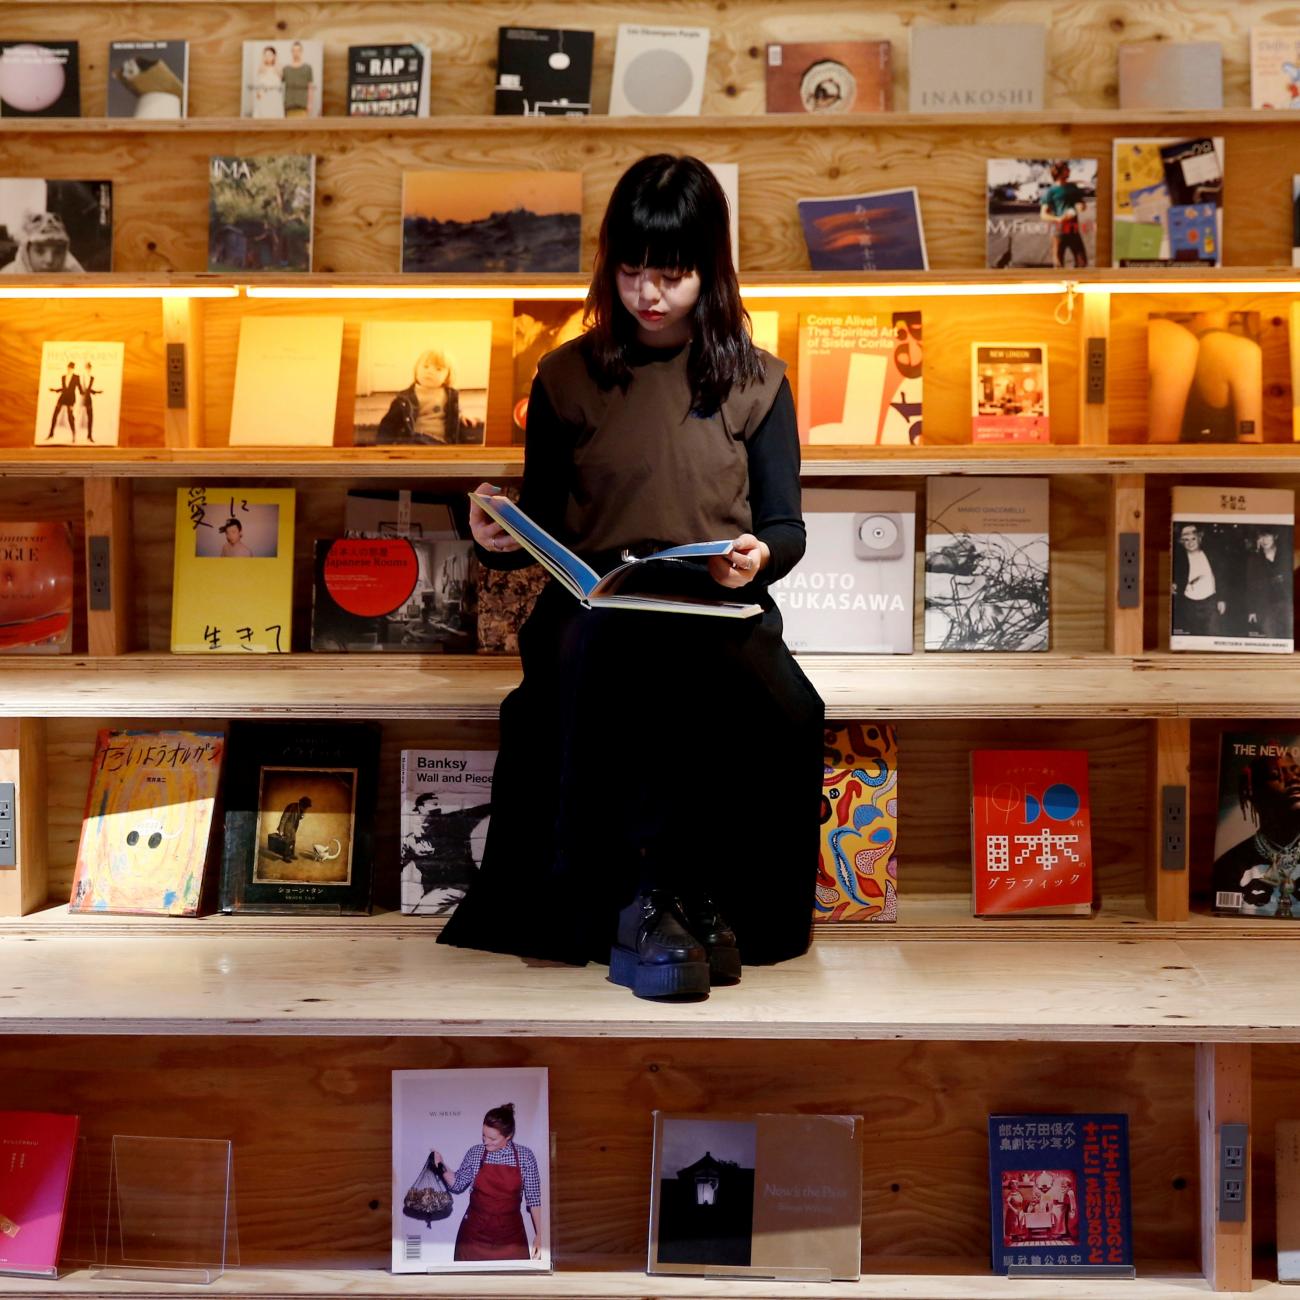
top-left (438, 154), bottom-right (823, 998)
top-left (434, 1103), bottom-right (541, 1261)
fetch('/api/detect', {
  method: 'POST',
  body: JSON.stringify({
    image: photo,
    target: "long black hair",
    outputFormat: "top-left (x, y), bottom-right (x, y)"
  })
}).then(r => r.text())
top-left (584, 154), bottom-right (765, 414)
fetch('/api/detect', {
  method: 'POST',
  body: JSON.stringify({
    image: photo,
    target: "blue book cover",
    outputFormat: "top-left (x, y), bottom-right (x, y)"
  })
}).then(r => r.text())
top-left (796, 188), bottom-right (928, 272)
top-left (987, 1114), bottom-right (1133, 1274)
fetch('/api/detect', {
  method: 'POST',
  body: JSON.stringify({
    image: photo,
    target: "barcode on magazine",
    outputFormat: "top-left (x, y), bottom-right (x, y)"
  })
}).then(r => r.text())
top-left (404, 1236), bottom-right (422, 1262)
top-left (1215, 891), bottom-right (1243, 910)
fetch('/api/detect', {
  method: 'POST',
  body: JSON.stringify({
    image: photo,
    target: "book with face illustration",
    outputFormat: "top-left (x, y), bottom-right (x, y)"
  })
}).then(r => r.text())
top-left (1, 179), bottom-right (112, 273)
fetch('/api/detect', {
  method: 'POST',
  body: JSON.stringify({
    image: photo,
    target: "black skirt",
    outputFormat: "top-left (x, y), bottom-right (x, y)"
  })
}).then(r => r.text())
top-left (438, 574), bottom-right (825, 966)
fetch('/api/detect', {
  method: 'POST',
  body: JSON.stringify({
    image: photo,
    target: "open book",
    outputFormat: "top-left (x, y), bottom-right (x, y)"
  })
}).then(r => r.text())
top-left (472, 492), bottom-right (762, 618)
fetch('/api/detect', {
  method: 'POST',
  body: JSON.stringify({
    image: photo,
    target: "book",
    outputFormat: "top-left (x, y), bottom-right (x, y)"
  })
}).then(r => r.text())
top-left (401, 170), bottom-right (581, 274)
top-left (392, 1067), bottom-right (550, 1272)
top-left (170, 486), bottom-right (295, 654)
top-left (311, 537), bottom-right (475, 653)
top-left (208, 154), bottom-right (315, 272)
top-left (228, 315), bottom-right (343, 446)
top-left (0, 1112), bottom-right (79, 1278)
top-left (986, 159), bottom-right (1097, 269)
top-left (747, 309), bottom-right (779, 355)
top-left (648, 1112), bottom-right (862, 1279)
top-left (1293, 176), bottom-right (1300, 268)
top-left (495, 27), bottom-right (593, 117)
top-left (765, 40), bottom-right (891, 113)
top-left (796, 310), bottom-right (923, 445)
top-left (347, 44), bottom-right (429, 117)
top-left (344, 489), bottom-right (459, 539)
top-left (609, 24), bottom-right (709, 116)
top-left (1279, 1121), bottom-right (1300, 1279)
top-left (988, 1114), bottom-right (1132, 1273)
top-left (971, 750), bottom-right (1092, 917)
top-left (220, 721), bottom-right (380, 914)
top-left (240, 39), bottom-right (322, 118)
top-left (1113, 137), bottom-right (1223, 267)
top-left (68, 729), bottom-right (224, 915)
top-left (0, 179), bottom-right (111, 273)
top-left (817, 722), bottom-right (899, 922)
top-left (0, 522), bottom-right (73, 654)
top-left (512, 301), bottom-right (584, 445)
top-left (1118, 41), bottom-right (1223, 110)
top-left (0, 42), bottom-right (78, 117)
top-left (1289, 301), bottom-right (1300, 436)
top-left (909, 24), bottom-right (1045, 111)
top-left (1149, 312), bottom-right (1262, 444)
top-left (472, 492), bottom-right (762, 619)
top-left (1213, 732), bottom-right (1300, 917)
top-left (797, 188), bottom-right (927, 272)
top-left (925, 477), bottom-right (1050, 652)
top-left (353, 319), bottom-right (493, 446)
top-left (971, 343), bottom-right (1050, 443)
top-left (706, 161), bottom-right (740, 268)
top-left (34, 341), bottom-right (123, 446)
top-left (400, 749), bottom-right (494, 915)
top-left (107, 40), bottom-right (187, 118)
top-left (1169, 486), bottom-right (1294, 653)
top-left (772, 489), bottom-right (915, 653)
top-left (1251, 27), bottom-right (1300, 108)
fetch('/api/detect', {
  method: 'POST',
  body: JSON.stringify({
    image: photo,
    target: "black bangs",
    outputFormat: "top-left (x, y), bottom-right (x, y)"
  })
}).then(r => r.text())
top-left (607, 199), bottom-right (699, 275)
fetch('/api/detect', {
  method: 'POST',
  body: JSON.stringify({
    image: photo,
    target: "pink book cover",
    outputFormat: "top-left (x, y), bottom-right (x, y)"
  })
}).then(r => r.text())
top-left (0, 1111), bottom-right (79, 1277)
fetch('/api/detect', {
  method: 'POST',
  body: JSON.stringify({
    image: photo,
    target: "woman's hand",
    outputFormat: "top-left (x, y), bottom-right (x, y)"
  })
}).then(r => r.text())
top-left (531, 1236), bottom-right (541, 1259)
top-left (708, 533), bottom-right (768, 589)
top-left (468, 483), bottom-right (519, 554)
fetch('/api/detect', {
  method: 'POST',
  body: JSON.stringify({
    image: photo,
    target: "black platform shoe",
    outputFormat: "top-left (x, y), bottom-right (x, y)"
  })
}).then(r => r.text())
top-left (609, 891), bottom-right (711, 1000)
top-left (678, 896), bottom-right (742, 986)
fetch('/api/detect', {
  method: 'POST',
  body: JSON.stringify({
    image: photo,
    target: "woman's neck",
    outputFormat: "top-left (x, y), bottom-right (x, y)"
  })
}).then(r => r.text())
top-left (634, 318), bottom-right (691, 349)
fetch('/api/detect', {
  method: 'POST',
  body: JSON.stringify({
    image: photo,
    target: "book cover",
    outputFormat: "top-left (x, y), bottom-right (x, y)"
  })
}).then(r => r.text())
top-left (1170, 486), bottom-right (1294, 653)
top-left (347, 43), bottom-right (429, 117)
top-left (909, 24), bottom-right (1045, 112)
top-left (747, 309), bottom-right (779, 356)
top-left (1282, 1122), bottom-right (1300, 1279)
top-left (170, 486), bottom-right (295, 654)
top-left (925, 478), bottom-right (1049, 652)
top-left (495, 27), bottom-right (593, 117)
top-left (772, 489), bottom-right (915, 653)
top-left (796, 310), bottom-right (922, 445)
top-left (240, 39), bottom-right (322, 118)
top-left (1251, 27), bottom-right (1300, 108)
top-left (402, 170), bottom-right (581, 274)
top-left (765, 40), bottom-right (891, 113)
top-left (971, 750), bottom-right (1092, 917)
top-left (986, 159), bottom-right (1096, 269)
top-left (609, 25), bottom-right (709, 116)
top-left (344, 489), bottom-right (459, 540)
top-left (1293, 177), bottom-right (1300, 269)
top-left (971, 343), bottom-right (1050, 443)
top-left (220, 721), bottom-right (380, 914)
top-left (0, 178), bottom-right (111, 273)
top-left (797, 188), bottom-right (927, 272)
top-left (311, 537), bottom-right (475, 653)
top-left (0, 1112), bottom-right (79, 1278)
top-left (228, 315), bottom-right (343, 446)
top-left (648, 1112), bottom-right (862, 1280)
top-left (107, 41), bottom-right (187, 118)
top-left (0, 522), bottom-right (73, 654)
top-left (1118, 41), bottom-right (1223, 110)
top-left (68, 729), bottom-right (224, 916)
top-left (34, 341), bottom-right (123, 446)
top-left (1289, 302), bottom-right (1300, 434)
top-left (1213, 732), bottom-right (1300, 917)
top-left (1113, 137), bottom-right (1223, 267)
top-left (1149, 312), bottom-right (1261, 444)
top-left (988, 1115), bottom-right (1132, 1273)
top-left (0, 42), bottom-right (78, 117)
top-left (512, 301), bottom-right (584, 445)
top-left (392, 1067), bottom-right (550, 1273)
top-left (400, 750), bottom-right (494, 915)
top-left (208, 154), bottom-right (314, 272)
top-left (817, 722), bottom-right (898, 923)
top-left (354, 319), bottom-right (493, 446)
top-left (705, 161), bottom-right (740, 268)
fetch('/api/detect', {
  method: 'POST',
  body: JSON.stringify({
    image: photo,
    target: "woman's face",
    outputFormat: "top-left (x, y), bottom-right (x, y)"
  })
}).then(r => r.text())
top-left (616, 264), bottom-right (701, 339)
top-left (482, 1124), bottom-right (508, 1152)
top-left (416, 355), bottom-right (449, 388)
top-left (262, 48), bottom-right (277, 67)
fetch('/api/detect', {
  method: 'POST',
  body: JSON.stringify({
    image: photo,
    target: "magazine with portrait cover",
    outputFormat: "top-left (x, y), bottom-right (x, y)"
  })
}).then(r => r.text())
top-left (1168, 486), bottom-right (1293, 653)
top-left (239, 39), bottom-right (322, 118)
top-left (208, 154), bottom-right (315, 272)
top-left (765, 40), bottom-right (891, 113)
top-left (392, 1067), bottom-right (550, 1273)
top-left (1149, 312), bottom-right (1262, 444)
top-left (495, 27), bottom-right (593, 116)
top-left (608, 24), bottom-right (709, 116)
top-left (797, 188), bottom-right (927, 272)
top-left (986, 159), bottom-right (1096, 269)
top-left (107, 41), bottom-right (187, 118)
top-left (971, 343), bottom-right (1050, 443)
top-left (0, 522), bottom-right (73, 654)
top-left (1113, 136), bottom-right (1223, 267)
top-left (0, 179), bottom-right (111, 273)
top-left (347, 43), bottom-right (429, 117)
top-left (0, 41), bottom-right (79, 117)
top-left (34, 341), bottom-right (123, 446)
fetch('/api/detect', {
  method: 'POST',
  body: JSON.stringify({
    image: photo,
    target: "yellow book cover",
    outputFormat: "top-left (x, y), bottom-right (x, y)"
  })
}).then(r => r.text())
top-left (228, 315), bottom-right (343, 446)
top-left (171, 486), bottom-right (295, 653)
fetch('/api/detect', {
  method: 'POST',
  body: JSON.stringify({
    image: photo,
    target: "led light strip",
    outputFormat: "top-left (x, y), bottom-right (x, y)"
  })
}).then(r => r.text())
top-left (0, 286), bottom-right (238, 299)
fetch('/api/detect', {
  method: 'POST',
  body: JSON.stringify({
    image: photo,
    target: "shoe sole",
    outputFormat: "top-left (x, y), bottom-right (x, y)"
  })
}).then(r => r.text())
top-left (707, 947), bottom-right (742, 986)
top-left (609, 945), bottom-right (711, 999)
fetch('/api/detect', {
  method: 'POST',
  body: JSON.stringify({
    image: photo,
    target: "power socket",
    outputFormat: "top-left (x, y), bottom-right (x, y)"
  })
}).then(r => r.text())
top-left (88, 535), bottom-right (111, 612)
top-left (166, 342), bottom-right (186, 410)
top-left (1086, 337), bottom-right (1106, 404)
top-left (1117, 531), bottom-right (1140, 610)
top-left (1219, 1122), bottom-right (1247, 1222)
top-left (1161, 785), bottom-right (1186, 872)
top-left (0, 781), bottom-right (12, 868)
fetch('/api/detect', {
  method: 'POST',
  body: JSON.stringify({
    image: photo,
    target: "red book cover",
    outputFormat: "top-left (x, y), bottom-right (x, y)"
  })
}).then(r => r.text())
top-left (971, 750), bottom-right (1092, 916)
top-left (0, 1111), bottom-right (79, 1278)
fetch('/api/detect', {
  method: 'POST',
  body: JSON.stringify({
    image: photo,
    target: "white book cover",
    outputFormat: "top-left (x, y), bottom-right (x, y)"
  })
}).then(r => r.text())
top-left (240, 38), bottom-right (323, 118)
top-left (228, 316), bottom-right (343, 446)
top-left (609, 24), bottom-right (709, 116)
top-left (34, 341), bottom-right (124, 446)
top-left (1117, 41), bottom-right (1223, 110)
top-left (108, 40), bottom-right (188, 118)
top-left (400, 750), bottom-right (494, 916)
top-left (772, 489), bottom-right (915, 654)
top-left (392, 1068), bottom-right (550, 1273)
top-left (704, 161), bottom-right (739, 267)
top-left (747, 309), bottom-right (778, 355)
top-left (908, 24), bottom-right (1045, 112)
top-left (1251, 27), bottom-right (1300, 109)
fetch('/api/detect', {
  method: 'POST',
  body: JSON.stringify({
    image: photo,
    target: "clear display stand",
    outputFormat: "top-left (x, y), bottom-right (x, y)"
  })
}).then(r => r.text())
top-left (96, 1136), bottom-right (239, 1285)
top-left (1009, 1263), bottom-right (1136, 1279)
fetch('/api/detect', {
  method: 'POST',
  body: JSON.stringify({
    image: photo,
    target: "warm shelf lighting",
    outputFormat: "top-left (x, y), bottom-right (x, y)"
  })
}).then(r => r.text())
top-left (243, 284), bottom-right (589, 300)
top-left (740, 280), bottom-right (1070, 298)
top-left (0, 285), bottom-right (239, 299)
top-left (1079, 279), bottom-right (1300, 295)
